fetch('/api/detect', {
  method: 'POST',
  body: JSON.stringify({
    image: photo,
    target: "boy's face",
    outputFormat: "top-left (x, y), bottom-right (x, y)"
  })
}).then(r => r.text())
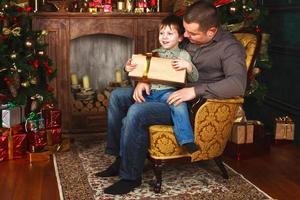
top-left (159, 25), bottom-right (182, 50)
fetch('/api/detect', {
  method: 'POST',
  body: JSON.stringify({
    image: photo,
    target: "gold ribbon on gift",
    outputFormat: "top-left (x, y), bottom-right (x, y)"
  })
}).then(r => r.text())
top-left (8, 128), bottom-right (13, 160)
top-left (143, 53), bottom-right (152, 77)
top-left (2, 27), bottom-right (21, 36)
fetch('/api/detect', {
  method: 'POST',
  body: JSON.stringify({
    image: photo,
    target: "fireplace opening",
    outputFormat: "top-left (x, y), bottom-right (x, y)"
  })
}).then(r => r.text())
top-left (70, 34), bottom-right (133, 115)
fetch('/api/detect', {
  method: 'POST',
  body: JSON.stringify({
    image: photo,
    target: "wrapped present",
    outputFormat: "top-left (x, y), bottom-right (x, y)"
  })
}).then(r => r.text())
top-left (46, 127), bottom-right (62, 146)
top-left (225, 121), bottom-right (271, 160)
top-left (0, 135), bottom-right (8, 162)
top-left (42, 105), bottom-right (61, 129)
top-left (12, 134), bottom-right (27, 159)
top-left (275, 116), bottom-right (294, 140)
top-left (27, 130), bottom-right (47, 152)
top-left (129, 54), bottom-right (186, 86)
top-left (25, 112), bottom-right (45, 133)
top-left (28, 150), bottom-right (51, 163)
top-left (229, 121), bottom-right (258, 144)
top-left (2, 103), bottom-right (25, 128)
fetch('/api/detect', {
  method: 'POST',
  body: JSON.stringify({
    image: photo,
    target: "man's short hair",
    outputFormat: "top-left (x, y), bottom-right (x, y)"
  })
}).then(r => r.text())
top-left (160, 14), bottom-right (185, 35)
top-left (183, 0), bottom-right (220, 32)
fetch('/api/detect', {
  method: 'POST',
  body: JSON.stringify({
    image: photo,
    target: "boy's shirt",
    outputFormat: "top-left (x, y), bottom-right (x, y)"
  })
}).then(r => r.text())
top-left (150, 47), bottom-right (199, 90)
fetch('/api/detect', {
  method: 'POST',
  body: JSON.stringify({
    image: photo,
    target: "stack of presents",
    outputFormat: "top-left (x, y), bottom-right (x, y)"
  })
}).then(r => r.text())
top-left (224, 106), bottom-right (295, 160)
top-left (0, 103), bottom-right (69, 163)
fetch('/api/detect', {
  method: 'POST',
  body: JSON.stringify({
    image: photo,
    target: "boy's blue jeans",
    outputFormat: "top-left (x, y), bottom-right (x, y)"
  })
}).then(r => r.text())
top-left (105, 87), bottom-right (194, 180)
top-left (143, 89), bottom-right (194, 145)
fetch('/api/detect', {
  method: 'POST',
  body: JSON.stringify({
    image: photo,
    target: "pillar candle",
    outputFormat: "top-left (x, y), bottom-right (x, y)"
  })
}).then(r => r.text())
top-left (117, 1), bottom-right (125, 10)
top-left (115, 69), bottom-right (122, 83)
top-left (82, 75), bottom-right (90, 89)
top-left (71, 73), bottom-right (78, 85)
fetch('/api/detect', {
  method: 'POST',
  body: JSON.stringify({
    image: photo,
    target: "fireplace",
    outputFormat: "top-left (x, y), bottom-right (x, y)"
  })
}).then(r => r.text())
top-left (32, 12), bottom-right (168, 133)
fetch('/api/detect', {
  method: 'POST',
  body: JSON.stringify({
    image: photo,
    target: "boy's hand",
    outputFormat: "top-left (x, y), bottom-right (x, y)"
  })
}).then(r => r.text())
top-left (133, 82), bottom-right (150, 103)
top-left (171, 57), bottom-right (192, 73)
top-left (124, 59), bottom-right (137, 72)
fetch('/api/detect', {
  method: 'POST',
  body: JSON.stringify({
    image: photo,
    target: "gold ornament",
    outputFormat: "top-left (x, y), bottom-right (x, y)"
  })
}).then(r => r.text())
top-left (30, 77), bottom-right (38, 84)
top-left (21, 81), bottom-right (30, 87)
top-left (10, 52), bottom-right (17, 59)
top-left (38, 50), bottom-right (44, 56)
top-left (25, 40), bottom-right (33, 47)
top-left (3, 27), bottom-right (21, 36)
top-left (41, 30), bottom-right (48, 36)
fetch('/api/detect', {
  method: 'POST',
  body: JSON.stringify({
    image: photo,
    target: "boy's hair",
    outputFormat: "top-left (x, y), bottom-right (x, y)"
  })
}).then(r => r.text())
top-left (160, 14), bottom-right (184, 35)
top-left (183, 0), bottom-right (220, 32)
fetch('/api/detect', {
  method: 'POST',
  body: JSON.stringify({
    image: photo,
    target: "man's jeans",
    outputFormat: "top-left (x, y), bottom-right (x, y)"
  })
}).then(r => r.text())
top-left (105, 87), bottom-right (172, 180)
top-left (144, 89), bottom-right (194, 145)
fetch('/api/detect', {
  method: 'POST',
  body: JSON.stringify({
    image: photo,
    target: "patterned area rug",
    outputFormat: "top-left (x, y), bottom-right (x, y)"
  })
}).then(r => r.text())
top-left (54, 136), bottom-right (272, 200)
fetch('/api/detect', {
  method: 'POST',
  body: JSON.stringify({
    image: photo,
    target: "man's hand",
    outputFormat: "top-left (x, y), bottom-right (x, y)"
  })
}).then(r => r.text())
top-left (133, 82), bottom-right (150, 103)
top-left (167, 87), bottom-right (196, 106)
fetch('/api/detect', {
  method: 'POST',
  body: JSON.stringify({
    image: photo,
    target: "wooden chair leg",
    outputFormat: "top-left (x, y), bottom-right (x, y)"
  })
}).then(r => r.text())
top-left (214, 156), bottom-right (229, 179)
top-left (152, 159), bottom-right (163, 193)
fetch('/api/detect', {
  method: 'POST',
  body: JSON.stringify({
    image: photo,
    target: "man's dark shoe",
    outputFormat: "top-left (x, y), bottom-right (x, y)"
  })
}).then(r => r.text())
top-left (183, 142), bottom-right (200, 154)
top-left (103, 178), bottom-right (142, 195)
top-left (95, 157), bottom-right (120, 177)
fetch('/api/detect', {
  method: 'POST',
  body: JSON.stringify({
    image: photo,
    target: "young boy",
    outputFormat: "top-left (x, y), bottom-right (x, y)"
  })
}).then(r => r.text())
top-left (125, 14), bottom-right (199, 153)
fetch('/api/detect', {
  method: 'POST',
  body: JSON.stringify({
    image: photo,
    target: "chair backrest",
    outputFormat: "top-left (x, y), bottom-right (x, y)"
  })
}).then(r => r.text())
top-left (233, 30), bottom-right (261, 81)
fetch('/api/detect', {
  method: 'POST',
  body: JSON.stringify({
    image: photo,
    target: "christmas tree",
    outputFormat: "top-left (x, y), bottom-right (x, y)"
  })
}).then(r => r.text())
top-left (0, 0), bottom-right (56, 111)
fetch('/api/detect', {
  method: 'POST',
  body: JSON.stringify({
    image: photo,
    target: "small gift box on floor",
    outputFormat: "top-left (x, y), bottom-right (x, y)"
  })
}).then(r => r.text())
top-left (275, 116), bottom-right (295, 143)
top-left (224, 120), bottom-right (271, 161)
top-left (27, 130), bottom-right (47, 153)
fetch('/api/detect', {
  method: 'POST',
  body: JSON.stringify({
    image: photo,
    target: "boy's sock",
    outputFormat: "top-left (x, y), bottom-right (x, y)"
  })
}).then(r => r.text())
top-left (104, 178), bottom-right (142, 195)
top-left (183, 142), bottom-right (199, 154)
top-left (95, 156), bottom-right (120, 177)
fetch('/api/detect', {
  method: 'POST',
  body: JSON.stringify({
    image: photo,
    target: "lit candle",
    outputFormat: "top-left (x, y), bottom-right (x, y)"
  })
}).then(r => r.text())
top-left (82, 75), bottom-right (90, 89)
top-left (115, 69), bottom-right (122, 83)
top-left (71, 73), bottom-right (78, 85)
top-left (117, 1), bottom-right (125, 10)
top-left (34, 0), bottom-right (38, 12)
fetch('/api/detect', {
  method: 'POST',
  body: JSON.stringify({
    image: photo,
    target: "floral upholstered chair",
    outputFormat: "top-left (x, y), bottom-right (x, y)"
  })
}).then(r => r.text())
top-left (148, 30), bottom-right (261, 193)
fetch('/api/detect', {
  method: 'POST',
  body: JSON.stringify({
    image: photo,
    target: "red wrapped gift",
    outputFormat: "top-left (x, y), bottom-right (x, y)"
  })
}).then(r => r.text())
top-left (46, 128), bottom-right (62, 146)
top-left (13, 134), bottom-right (27, 159)
top-left (42, 106), bottom-right (61, 129)
top-left (0, 135), bottom-right (8, 162)
top-left (27, 130), bottom-right (47, 152)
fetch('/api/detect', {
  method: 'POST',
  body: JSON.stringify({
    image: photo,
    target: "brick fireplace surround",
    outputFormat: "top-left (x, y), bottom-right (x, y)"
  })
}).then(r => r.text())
top-left (32, 12), bottom-right (168, 133)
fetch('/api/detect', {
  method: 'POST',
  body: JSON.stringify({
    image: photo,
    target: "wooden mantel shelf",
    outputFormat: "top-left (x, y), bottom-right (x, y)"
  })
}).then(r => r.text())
top-left (32, 12), bottom-right (168, 133)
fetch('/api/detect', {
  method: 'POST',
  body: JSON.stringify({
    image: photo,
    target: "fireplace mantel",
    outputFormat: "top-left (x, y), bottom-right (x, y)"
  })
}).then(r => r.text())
top-left (32, 12), bottom-right (169, 133)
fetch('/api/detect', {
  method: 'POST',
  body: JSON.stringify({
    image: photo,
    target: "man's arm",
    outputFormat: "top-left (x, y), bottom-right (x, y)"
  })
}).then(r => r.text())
top-left (194, 43), bottom-right (247, 98)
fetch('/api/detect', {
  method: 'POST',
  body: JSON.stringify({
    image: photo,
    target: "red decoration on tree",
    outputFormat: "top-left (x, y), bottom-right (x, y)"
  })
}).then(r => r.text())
top-left (33, 59), bottom-right (39, 69)
top-left (255, 26), bottom-right (261, 33)
top-left (213, 0), bottom-right (233, 7)
top-left (47, 85), bottom-right (54, 92)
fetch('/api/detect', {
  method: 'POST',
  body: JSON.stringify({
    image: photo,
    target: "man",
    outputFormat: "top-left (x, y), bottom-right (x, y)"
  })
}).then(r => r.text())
top-left (96, 1), bottom-right (247, 195)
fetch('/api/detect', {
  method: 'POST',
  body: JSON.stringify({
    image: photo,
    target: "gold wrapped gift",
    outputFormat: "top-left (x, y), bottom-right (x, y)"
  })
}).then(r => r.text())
top-left (275, 116), bottom-right (294, 140)
top-left (229, 121), bottom-right (262, 144)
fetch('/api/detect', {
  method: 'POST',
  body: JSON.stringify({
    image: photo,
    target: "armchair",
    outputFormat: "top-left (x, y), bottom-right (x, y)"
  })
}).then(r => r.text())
top-left (148, 30), bottom-right (261, 193)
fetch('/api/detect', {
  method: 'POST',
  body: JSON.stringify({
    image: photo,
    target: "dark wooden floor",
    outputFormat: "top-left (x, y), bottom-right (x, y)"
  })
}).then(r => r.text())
top-left (0, 143), bottom-right (299, 200)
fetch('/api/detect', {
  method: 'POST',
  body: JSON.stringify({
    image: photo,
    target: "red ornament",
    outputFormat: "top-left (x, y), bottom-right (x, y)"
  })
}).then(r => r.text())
top-left (213, 0), bottom-right (233, 7)
top-left (47, 85), bottom-right (54, 92)
top-left (25, 6), bottom-right (33, 12)
top-left (33, 59), bottom-right (39, 69)
top-left (16, 7), bottom-right (23, 12)
top-left (47, 68), bottom-right (53, 74)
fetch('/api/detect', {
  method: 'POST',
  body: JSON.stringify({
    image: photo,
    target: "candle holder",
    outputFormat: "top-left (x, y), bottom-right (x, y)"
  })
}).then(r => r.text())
top-left (48, 0), bottom-right (67, 12)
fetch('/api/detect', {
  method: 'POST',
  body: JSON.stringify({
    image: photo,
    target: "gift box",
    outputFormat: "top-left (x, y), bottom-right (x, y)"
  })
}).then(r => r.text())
top-left (229, 121), bottom-right (255, 144)
top-left (275, 116), bottom-right (294, 141)
top-left (2, 104), bottom-right (25, 128)
top-left (129, 54), bottom-right (186, 85)
top-left (224, 121), bottom-right (271, 160)
top-left (0, 132), bottom-right (27, 161)
top-left (46, 127), bottom-right (62, 146)
top-left (28, 150), bottom-right (51, 163)
top-left (0, 135), bottom-right (8, 162)
top-left (27, 130), bottom-right (47, 152)
top-left (42, 106), bottom-right (61, 129)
